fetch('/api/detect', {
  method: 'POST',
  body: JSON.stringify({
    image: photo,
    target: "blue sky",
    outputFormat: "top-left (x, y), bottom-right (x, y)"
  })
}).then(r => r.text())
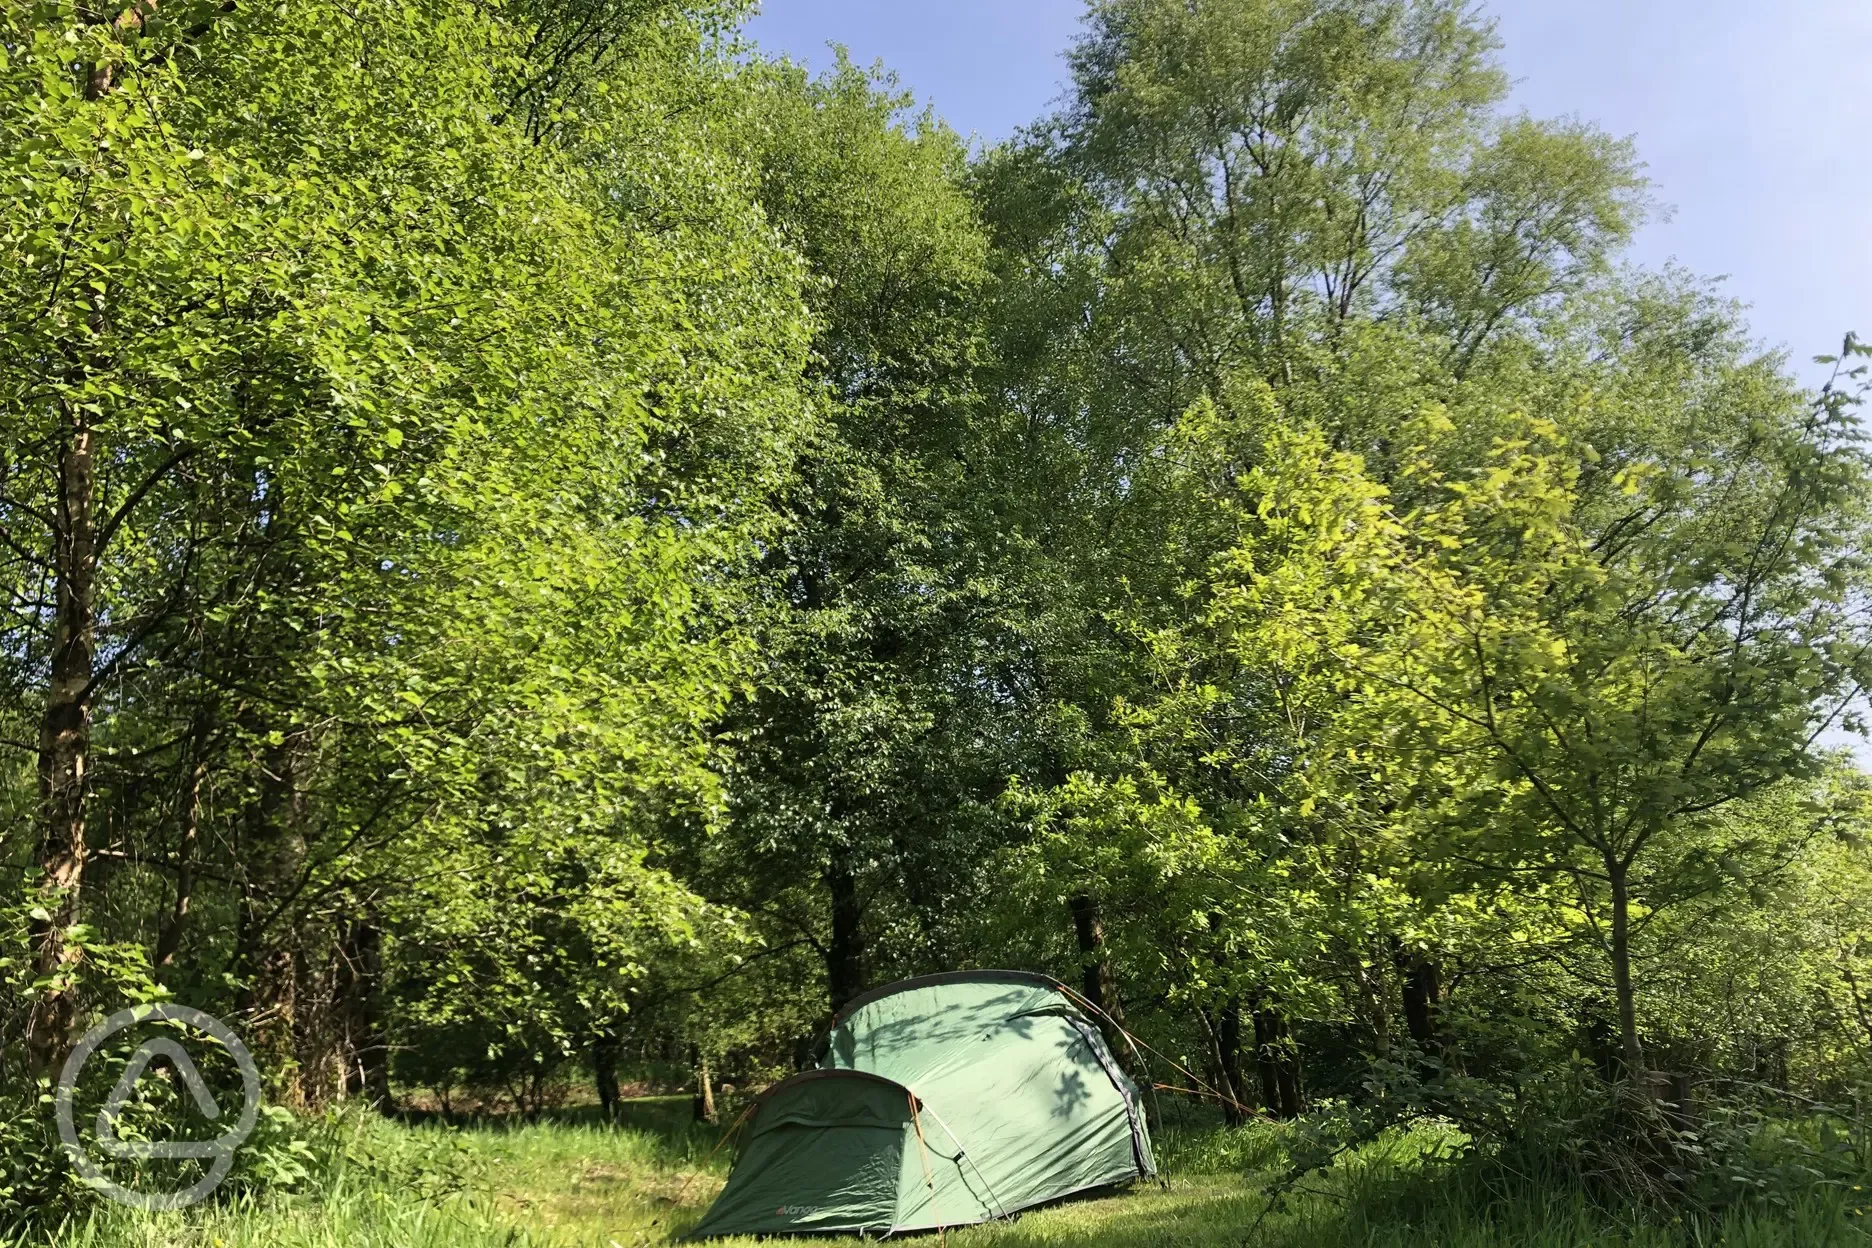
top-left (743, 1), bottom-right (1872, 386)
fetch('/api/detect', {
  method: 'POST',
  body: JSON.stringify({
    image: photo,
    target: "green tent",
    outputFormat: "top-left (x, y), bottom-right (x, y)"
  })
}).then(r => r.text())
top-left (691, 971), bottom-right (1155, 1239)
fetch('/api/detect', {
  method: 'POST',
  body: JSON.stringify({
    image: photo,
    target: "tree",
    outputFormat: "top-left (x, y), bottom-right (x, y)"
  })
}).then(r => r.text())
top-left (694, 53), bottom-right (1010, 1016)
top-left (965, 0), bottom-right (1650, 1090)
top-left (0, 0), bottom-right (813, 1112)
top-left (1213, 356), bottom-right (1872, 1085)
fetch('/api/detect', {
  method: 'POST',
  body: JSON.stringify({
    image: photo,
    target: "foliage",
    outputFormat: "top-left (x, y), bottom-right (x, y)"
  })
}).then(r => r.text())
top-left (0, 0), bottom-right (810, 1219)
top-left (1, 0), bottom-right (1870, 1238)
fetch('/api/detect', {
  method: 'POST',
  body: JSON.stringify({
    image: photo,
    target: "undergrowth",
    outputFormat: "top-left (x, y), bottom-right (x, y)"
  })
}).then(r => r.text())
top-left (6, 1099), bottom-right (1867, 1247)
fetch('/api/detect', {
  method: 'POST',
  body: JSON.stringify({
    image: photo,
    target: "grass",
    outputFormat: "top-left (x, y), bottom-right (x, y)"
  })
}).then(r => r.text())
top-left (17, 1097), bottom-right (1872, 1248)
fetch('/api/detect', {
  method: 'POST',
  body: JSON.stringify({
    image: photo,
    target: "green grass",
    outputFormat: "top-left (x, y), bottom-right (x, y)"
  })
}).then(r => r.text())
top-left (18, 1099), bottom-right (1872, 1248)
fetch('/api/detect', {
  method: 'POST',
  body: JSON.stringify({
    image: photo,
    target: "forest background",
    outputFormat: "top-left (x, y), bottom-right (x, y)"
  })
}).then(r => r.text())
top-left (1, 0), bottom-right (1870, 1242)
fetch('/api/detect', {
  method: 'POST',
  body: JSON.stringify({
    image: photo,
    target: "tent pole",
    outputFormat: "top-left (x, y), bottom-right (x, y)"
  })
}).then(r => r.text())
top-left (919, 1102), bottom-right (1012, 1220)
top-left (1057, 981), bottom-right (1171, 1155)
top-left (907, 1093), bottom-right (947, 1246)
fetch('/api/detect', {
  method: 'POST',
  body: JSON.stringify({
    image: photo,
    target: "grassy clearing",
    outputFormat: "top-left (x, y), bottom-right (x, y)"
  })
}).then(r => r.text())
top-left (20, 1098), bottom-right (1872, 1248)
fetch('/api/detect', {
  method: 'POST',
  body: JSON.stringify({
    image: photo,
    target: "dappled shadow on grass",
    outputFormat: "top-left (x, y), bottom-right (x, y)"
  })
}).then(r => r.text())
top-left (966, 1180), bottom-right (1279, 1248)
top-left (928, 1173), bottom-right (1868, 1248)
top-left (360, 1094), bottom-right (751, 1244)
top-left (729, 1121), bottom-right (1868, 1248)
top-left (394, 1110), bottom-right (1869, 1248)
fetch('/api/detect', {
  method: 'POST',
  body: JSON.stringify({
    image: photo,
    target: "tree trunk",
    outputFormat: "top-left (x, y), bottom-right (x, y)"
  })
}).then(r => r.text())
top-left (337, 920), bottom-right (390, 1110)
top-left (1068, 894), bottom-right (1126, 1029)
top-left (25, 0), bottom-right (142, 1079)
top-left (824, 859), bottom-right (868, 1012)
top-left (1607, 858), bottom-right (1645, 1082)
top-left (1252, 997), bottom-right (1305, 1119)
top-left (1193, 1003), bottom-right (1228, 1110)
top-left (239, 738), bottom-right (309, 1105)
top-left (593, 1038), bottom-right (620, 1119)
top-left (1068, 897), bottom-right (1157, 1127)
top-left (692, 1047), bottom-right (717, 1125)
top-left (1199, 912), bottom-right (1247, 1121)
top-left (1399, 951), bottom-right (1441, 1050)
top-left (1252, 1006), bottom-right (1282, 1113)
top-left (1217, 997), bottom-right (1248, 1124)
top-left (27, 396), bottom-right (98, 1075)
top-left (154, 758), bottom-right (207, 972)
top-left (1358, 947), bottom-right (1393, 1059)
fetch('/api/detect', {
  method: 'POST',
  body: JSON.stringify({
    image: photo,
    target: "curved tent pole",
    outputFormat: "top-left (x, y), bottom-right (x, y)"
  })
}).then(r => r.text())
top-left (1055, 980), bottom-right (1266, 1149)
top-left (1053, 981), bottom-right (1171, 1154)
top-left (917, 1101), bottom-right (1012, 1221)
top-left (906, 1093), bottom-right (947, 1246)
top-left (1065, 975), bottom-right (1262, 1117)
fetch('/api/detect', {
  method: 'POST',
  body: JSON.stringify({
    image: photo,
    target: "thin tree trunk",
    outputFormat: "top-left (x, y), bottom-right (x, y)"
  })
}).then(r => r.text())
top-left (1199, 912), bottom-right (1247, 1121)
top-left (1070, 893), bottom-right (1143, 1093)
top-left (239, 738), bottom-right (309, 1105)
top-left (1068, 894), bottom-right (1126, 1029)
top-left (28, 389), bottom-right (99, 1074)
top-left (1397, 945), bottom-right (1465, 1078)
top-left (1251, 996), bottom-right (1305, 1119)
top-left (1399, 952), bottom-right (1440, 1049)
top-left (154, 758), bottom-right (206, 972)
top-left (357, 923), bottom-right (390, 1108)
top-left (692, 1047), bottom-right (717, 1125)
top-left (1217, 997), bottom-right (1248, 1124)
top-left (1193, 1003), bottom-right (1227, 1106)
top-left (27, 0), bottom-right (148, 1076)
top-left (1251, 1005), bottom-right (1281, 1113)
top-left (824, 859), bottom-right (868, 1012)
top-left (593, 1038), bottom-right (620, 1119)
top-left (1275, 1036), bottom-right (1304, 1119)
top-left (1359, 945), bottom-right (1393, 1060)
top-left (1608, 858), bottom-right (1645, 1082)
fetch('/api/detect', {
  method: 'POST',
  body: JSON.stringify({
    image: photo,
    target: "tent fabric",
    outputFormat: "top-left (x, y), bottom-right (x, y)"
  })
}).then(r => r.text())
top-left (691, 970), bottom-right (1154, 1239)
top-left (688, 1071), bottom-right (916, 1237)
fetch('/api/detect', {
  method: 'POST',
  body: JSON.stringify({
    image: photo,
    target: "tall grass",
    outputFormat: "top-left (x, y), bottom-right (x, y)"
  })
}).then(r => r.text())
top-left (11, 1108), bottom-right (1869, 1247)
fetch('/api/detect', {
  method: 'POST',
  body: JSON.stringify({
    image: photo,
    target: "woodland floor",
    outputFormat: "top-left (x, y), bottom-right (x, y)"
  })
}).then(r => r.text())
top-left (25, 1096), bottom-right (1872, 1247)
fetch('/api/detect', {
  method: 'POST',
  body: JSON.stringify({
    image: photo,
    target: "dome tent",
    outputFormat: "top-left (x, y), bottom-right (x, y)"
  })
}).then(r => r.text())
top-left (690, 970), bottom-right (1155, 1239)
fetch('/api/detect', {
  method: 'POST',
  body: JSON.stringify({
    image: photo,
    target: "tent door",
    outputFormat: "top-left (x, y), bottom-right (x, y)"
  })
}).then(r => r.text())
top-left (697, 1121), bottom-right (906, 1236)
